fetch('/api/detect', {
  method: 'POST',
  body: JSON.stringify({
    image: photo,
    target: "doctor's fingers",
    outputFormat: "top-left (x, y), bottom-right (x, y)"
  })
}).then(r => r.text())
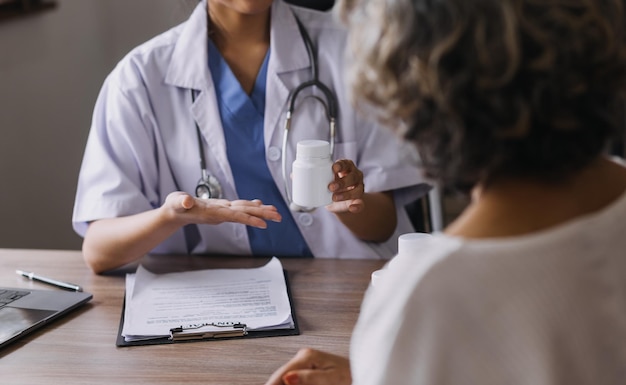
top-left (331, 160), bottom-right (363, 192)
top-left (165, 192), bottom-right (196, 212)
top-left (162, 192), bottom-right (259, 212)
top-left (194, 198), bottom-right (278, 211)
top-left (200, 205), bottom-right (282, 227)
top-left (332, 159), bottom-right (361, 178)
top-left (326, 198), bottom-right (365, 214)
top-left (229, 199), bottom-right (278, 209)
top-left (331, 180), bottom-right (365, 202)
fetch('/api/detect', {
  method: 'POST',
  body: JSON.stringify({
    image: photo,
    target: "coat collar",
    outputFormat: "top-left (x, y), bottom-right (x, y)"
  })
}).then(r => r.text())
top-left (165, 0), bottom-right (210, 91)
top-left (270, 0), bottom-right (311, 75)
top-left (165, 0), bottom-right (311, 91)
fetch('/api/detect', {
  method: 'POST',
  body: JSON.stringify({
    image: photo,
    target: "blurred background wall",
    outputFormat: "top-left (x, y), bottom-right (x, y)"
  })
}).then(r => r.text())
top-left (0, 0), bottom-right (192, 250)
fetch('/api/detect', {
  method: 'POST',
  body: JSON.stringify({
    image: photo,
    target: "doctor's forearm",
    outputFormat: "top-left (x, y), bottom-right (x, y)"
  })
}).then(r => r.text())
top-left (82, 208), bottom-right (182, 274)
top-left (334, 191), bottom-right (396, 242)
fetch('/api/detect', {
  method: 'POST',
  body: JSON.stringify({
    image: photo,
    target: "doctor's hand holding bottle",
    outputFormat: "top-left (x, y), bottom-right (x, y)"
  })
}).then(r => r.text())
top-left (326, 159), bottom-right (394, 241)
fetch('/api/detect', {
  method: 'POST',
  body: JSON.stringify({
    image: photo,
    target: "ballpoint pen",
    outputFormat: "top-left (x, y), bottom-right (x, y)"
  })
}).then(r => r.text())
top-left (16, 270), bottom-right (83, 292)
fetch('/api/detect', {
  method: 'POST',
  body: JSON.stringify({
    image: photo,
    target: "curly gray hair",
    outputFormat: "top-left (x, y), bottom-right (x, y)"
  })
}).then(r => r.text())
top-left (339, 0), bottom-right (626, 192)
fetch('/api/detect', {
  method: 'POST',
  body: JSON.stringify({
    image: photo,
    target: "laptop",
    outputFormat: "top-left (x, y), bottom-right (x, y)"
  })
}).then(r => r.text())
top-left (0, 286), bottom-right (92, 349)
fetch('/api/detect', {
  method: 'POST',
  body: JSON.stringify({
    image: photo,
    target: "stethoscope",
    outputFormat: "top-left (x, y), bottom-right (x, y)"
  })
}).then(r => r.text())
top-left (192, 13), bottom-right (339, 212)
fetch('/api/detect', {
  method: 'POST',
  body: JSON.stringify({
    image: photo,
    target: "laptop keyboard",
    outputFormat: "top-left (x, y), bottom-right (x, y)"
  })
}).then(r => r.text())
top-left (0, 289), bottom-right (30, 308)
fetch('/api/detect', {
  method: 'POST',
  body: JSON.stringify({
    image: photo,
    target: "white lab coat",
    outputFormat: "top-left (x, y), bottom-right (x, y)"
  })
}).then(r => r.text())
top-left (72, 0), bottom-right (428, 259)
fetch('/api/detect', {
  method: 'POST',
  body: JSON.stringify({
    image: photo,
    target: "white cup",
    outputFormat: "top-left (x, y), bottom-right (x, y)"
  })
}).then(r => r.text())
top-left (370, 269), bottom-right (384, 287)
top-left (398, 232), bottom-right (432, 258)
top-left (370, 233), bottom-right (432, 287)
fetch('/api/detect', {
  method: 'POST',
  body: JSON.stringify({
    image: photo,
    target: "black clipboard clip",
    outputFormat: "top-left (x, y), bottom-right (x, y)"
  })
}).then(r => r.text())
top-left (169, 322), bottom-right (248, 341)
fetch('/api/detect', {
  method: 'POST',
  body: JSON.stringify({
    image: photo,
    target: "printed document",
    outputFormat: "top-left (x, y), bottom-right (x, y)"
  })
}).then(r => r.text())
top-left (121, 257), bottom-right (294, 342)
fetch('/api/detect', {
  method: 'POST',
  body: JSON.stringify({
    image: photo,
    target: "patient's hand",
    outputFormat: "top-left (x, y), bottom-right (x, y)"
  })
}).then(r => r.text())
top-left (264, 348), bottom-right (351, 385)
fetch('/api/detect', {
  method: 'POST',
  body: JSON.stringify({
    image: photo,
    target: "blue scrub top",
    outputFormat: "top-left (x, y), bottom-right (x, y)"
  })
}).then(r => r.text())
top-left (208, 40), bottom-right (312, 257)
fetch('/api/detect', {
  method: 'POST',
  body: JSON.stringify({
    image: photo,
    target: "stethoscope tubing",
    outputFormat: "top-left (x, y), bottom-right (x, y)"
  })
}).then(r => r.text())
top-left (193, 11), bottom-right (339, 210)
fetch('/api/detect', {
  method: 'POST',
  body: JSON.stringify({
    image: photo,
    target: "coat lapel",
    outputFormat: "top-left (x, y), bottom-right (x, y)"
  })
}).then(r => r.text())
top-left (165, 0), bottom-right (232, 187)
top-left (264, 0), bottom-right (312, 148)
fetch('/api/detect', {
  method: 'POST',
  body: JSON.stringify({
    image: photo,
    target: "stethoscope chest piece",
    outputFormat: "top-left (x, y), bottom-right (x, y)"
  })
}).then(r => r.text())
top-left (195, 173), bottom-right (223, 200)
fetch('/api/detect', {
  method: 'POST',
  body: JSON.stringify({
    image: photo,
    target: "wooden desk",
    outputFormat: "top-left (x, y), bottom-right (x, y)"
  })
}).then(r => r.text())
top-left (0, 249), bottom-right (385, 384)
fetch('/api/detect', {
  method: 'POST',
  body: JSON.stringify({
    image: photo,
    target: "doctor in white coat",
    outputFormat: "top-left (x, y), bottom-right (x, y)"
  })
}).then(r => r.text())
top-left (72, 0), bottom-right (426, 273)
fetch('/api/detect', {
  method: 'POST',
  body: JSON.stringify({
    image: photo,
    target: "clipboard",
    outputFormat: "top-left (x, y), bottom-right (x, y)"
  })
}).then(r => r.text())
top-left (115, 270), bottom-right (300, 347)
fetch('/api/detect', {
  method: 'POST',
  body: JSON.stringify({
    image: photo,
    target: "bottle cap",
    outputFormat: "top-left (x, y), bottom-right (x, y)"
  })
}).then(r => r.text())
top-left (296, 140), bottom-right (330, 160)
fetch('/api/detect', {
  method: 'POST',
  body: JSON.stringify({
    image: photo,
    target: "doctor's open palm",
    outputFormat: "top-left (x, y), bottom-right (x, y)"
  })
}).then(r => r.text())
top-left (165, 192), bottom-right (282, 229)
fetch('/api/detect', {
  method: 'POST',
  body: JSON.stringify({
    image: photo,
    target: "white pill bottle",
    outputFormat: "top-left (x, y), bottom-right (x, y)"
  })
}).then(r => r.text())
top-left (292, 140), bottom-right (334, 209)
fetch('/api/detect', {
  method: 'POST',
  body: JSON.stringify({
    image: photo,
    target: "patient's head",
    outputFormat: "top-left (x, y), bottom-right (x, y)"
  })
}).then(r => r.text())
top-left (339, 0), bottom-right (626, 192)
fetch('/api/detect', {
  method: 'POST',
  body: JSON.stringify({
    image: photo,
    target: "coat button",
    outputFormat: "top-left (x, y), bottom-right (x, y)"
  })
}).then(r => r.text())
top-left (267, 146), bottom-right (281, 161)
top-left (298, 213), bottom-right (314, 226)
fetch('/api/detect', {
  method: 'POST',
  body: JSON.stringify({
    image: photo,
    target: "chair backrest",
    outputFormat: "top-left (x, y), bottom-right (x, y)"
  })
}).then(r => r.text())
top-left (405, 196), bottom-right (432, 233)
top-left (405, 186), bottom-right (445, 233)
